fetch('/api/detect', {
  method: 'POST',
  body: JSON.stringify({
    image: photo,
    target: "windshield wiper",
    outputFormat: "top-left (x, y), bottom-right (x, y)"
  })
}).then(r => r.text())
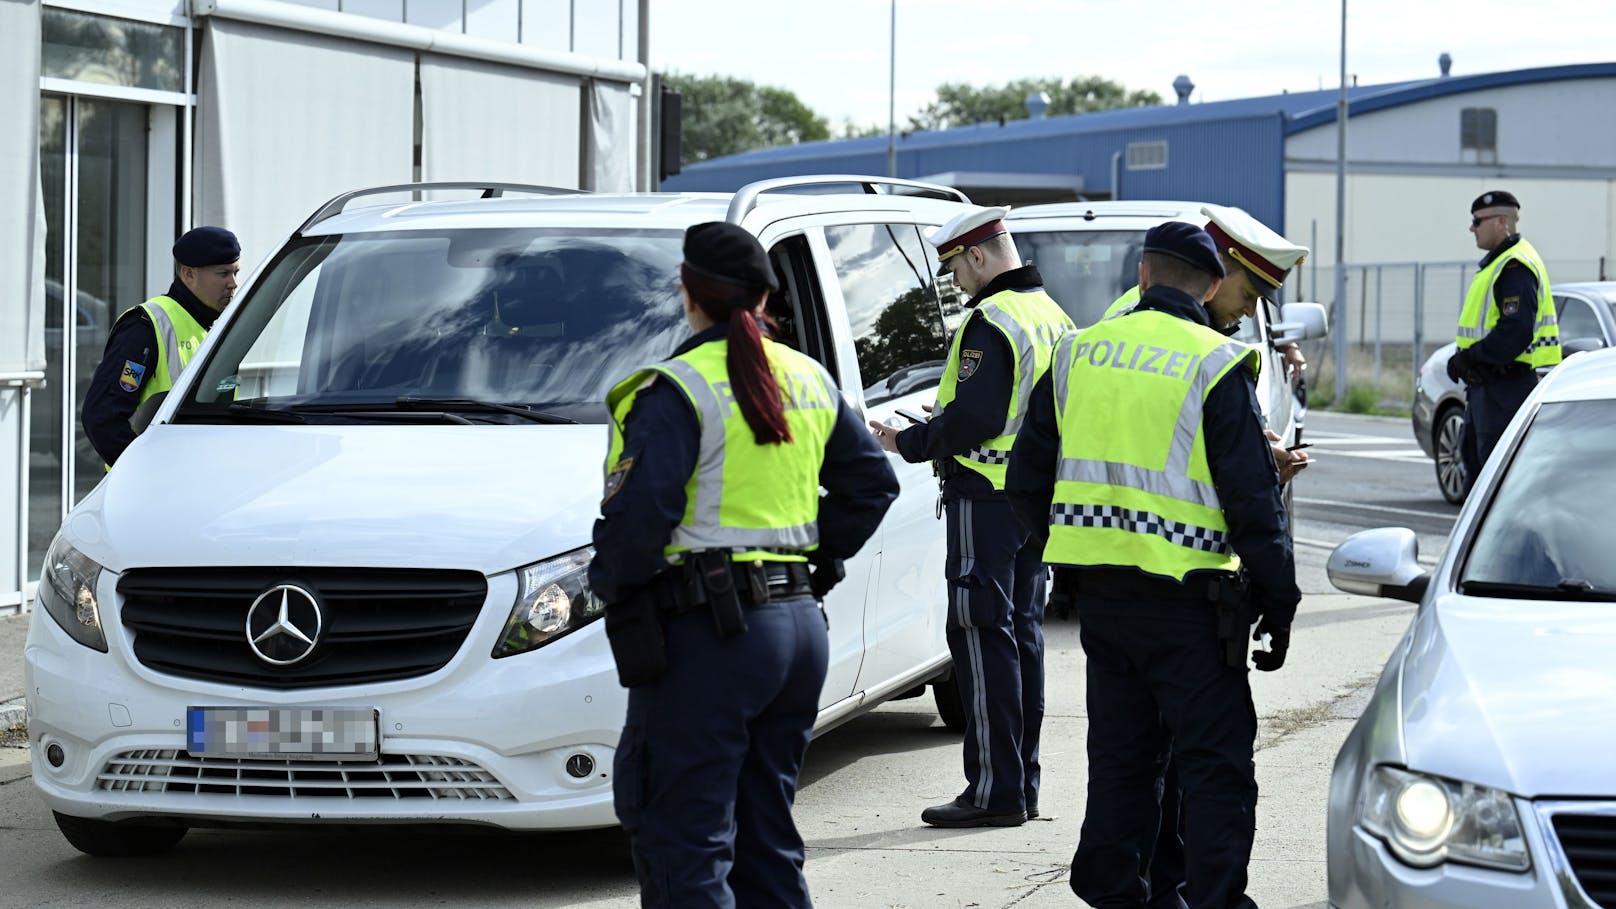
top-left (393, 397), bottom-right (577, 424)
top-left (209, 403), bottom-right (306, 424)
top-left (1458, 579), bottom-right (1616, 601)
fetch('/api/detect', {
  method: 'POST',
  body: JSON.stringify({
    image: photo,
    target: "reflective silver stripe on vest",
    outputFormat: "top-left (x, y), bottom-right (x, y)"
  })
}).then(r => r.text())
top-left (144, 301), bottom-right (185, 385)
top-left (1056, 458), bottom-right (1220, 509)
top-left (978, 304), bottom-right (1041, 437)
top-left (1051, 503), bottom-right (1230, 554)
top-left (1457, 324), bottom-right (1488, 340)
top-left (659, 358), bottom-right (821, 553)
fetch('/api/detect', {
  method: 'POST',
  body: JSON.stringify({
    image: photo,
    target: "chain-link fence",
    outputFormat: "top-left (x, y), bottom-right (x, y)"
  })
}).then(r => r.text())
top-left (1299, 256), bottom-right (1609, 410)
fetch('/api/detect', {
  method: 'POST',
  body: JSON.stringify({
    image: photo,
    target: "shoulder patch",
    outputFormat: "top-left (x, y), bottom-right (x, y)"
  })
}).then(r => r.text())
top-left (958, 349), bottom-right (984, 381)
top-left (1499, 295), bottom-right (1521, 316)
top-left (601, 457), bottom-right (634, 506)
top-left (118, 361), bottom-right (146, 393)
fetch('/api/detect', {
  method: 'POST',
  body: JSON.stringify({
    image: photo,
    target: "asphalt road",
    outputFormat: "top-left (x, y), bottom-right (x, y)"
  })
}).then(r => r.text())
top-left (0, 410), bottom-right (1455, 909)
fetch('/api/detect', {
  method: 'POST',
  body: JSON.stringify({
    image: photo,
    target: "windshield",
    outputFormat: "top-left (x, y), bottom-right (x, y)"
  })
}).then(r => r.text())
top-left (1015, 227), bottom-right (1258, 343)
top-left (1460, 400), bottom-right (1616, 592)
top-left (181, 228), bottom-right (687, 424)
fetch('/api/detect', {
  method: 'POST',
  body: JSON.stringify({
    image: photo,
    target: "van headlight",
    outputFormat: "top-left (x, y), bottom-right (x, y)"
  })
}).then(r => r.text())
top-left (38, 535), bottom-right (108, 653)
top-left (1360, 765), bottom-right (1529, 872)
top-left (492, 547), bottom-right (605, 658)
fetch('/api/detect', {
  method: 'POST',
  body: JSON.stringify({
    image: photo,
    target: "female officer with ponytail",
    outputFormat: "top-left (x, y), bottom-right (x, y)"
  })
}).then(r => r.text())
top-left (589, 221), bottom-right (898, 908)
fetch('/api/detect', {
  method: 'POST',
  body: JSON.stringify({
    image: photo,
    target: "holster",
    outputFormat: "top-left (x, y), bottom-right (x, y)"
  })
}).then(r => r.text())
top-left (604, 585), bottom-right (668, 688)
top-left (1210, 574), bottom-right (1251, 669)
top-left (686, 550), bottom-right (752, 639)
top-left (1049, 567), bottom-right (1079, 617)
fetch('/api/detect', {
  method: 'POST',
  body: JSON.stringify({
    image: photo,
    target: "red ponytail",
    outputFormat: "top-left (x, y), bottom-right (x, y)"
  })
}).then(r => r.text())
top-left (725, 306), bottom-right (792, 445)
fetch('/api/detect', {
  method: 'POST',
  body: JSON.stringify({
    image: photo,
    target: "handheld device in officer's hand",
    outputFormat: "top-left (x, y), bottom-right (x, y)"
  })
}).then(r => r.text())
top-left (895, 407), bottom-right (928, 425)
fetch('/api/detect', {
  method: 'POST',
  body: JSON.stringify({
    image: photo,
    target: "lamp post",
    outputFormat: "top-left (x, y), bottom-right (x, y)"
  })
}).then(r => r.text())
top-left (886, 0), bottom-right (897, 177)
top-left (1333, 0), bottom-right (1349, 402)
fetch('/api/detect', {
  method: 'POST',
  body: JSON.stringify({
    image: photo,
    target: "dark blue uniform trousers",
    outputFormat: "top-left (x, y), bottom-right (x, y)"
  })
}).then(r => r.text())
top-left (944, 495), bottom-right (1046, 813)
top-left (1071, 598), bottom-right (1258, 909)
top-left (613, 595), bottom-right (829, 909)
top-left (1460, 372), bottom-right (1537, 485)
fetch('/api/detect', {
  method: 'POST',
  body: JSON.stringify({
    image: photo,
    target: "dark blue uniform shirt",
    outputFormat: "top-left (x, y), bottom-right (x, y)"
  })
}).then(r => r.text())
top-left (1005, 285), bottom-right (1302, 626)
top-left (82, 280), bottom-right (220, 466)
top-left (588, 324), bottom-right (900, 604)
top-left (1468, 234), bottom-right (1541, 367)
top-left (895, 264), bottom-right (1042, 500)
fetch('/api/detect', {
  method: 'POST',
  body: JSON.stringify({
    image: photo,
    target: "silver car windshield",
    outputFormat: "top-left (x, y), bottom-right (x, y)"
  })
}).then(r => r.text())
top-left (1015, 228), bottom-right (1258, 343)
top-left (181, 228), bottom-right (688, 424)
top-left (1461, 400), bottom-right (1616, 593)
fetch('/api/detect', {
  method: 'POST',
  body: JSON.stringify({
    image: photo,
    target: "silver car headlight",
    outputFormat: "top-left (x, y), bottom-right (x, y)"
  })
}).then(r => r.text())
top-left (37, 535), bottom-right (108, 653)
top-left (1360, 765), bottom-right (1530, 872)
top-left (492, 547), bottom-right (604, 658)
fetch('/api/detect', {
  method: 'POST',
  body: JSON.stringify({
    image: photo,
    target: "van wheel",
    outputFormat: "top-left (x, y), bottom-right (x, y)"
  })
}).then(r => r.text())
top-left (53, 811), bottom-right (188, 857)
top-left (932, 671), bottom-right (967, 733)
top-left (1434, 406), bottom-right (1468, 504)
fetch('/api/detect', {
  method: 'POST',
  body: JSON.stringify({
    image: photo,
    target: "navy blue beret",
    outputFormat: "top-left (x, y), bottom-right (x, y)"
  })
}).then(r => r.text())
top-left (1472, 190), bottom-right (1520, 213)
top-left (682, 222), bottom-right (779, 294)
top-left (1144, 221), bottom-right (1225, 279)
top-left (173, 226), bottom-right (241, 268)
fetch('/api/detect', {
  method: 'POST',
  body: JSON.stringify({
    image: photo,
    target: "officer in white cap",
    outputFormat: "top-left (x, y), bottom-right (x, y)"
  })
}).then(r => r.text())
top-left (867, 204), bottom-right (1074, 828)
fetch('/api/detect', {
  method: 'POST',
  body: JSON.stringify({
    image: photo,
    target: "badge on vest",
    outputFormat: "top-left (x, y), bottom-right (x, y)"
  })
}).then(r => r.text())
top-left (602, 457), bottom-right (634, 505)
top-left (118, 361), bottom-right (146, 393)
top-left (1499, 296), bottom-right (1521, 316)
top-left (958, 349), bottom-right (983, 381)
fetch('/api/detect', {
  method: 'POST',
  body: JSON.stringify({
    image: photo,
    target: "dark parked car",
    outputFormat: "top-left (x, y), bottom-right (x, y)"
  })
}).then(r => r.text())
top-left (1412, 281), bottom-right (1616, 503)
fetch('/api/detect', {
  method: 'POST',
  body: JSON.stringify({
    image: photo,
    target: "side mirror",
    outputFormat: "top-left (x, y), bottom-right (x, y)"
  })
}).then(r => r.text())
top-left (1327, 527), bottom-right (1430, 603)
top-left (1273, 302), bottom-right (1329, 345)
top-left (1564, 336), bottom-right (1607, 357)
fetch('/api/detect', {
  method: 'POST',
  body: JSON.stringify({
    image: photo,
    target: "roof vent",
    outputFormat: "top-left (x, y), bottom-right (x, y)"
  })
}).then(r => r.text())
top-left (1172, 74), bottom-right (1194, 105)
top-left (1025, 91), bottom-right (1051, 119)
top-left (1439, 52), bottom-right (1452, 77)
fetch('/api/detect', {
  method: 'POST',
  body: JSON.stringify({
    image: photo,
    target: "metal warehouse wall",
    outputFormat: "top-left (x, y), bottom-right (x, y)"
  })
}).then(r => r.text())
top-left (667, 112), bottom-right (1289, 230)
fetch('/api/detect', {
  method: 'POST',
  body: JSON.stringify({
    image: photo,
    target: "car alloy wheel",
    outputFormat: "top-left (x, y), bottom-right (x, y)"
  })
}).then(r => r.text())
top-left (1434, 407), bottom-right (1468, 504)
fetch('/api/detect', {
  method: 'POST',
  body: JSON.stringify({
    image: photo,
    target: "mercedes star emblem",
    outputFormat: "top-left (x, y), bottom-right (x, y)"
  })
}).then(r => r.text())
top-left (245, 584), bottom-right (324, 666)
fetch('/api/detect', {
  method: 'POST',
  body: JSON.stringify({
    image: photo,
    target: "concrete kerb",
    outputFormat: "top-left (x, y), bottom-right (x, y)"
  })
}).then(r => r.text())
top-left (1, 611), bottom-right (30, 733)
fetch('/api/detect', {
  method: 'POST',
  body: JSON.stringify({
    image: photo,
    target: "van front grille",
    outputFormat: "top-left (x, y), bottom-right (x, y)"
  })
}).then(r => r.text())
top-left (98, 749), bottom-right (513, 800)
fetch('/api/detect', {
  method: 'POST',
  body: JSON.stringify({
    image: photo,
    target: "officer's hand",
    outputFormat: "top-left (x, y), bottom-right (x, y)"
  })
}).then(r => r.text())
top-left (867, 420), bottom-right (901, 453)
top-left (1251, 619), bottom-right (1291, 672)
top-left (809, 556), bottom-right (845, 600)
top-left (1445, 348), bottom-right (1471, 384)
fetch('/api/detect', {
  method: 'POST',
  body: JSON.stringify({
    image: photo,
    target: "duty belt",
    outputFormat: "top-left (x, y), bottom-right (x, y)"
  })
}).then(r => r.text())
top-left (1068, 567), bottom-right (1240, 606)
top-left (665, 560), bottom-right (813, 615)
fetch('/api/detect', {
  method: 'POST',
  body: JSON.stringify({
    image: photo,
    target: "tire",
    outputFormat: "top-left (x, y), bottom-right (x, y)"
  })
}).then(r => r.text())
top-left (932, 670), bottom-right (967, 733)
top-left (1434, 405), bottom-right (1469, 505)
top-left (53, 811), bottom-right (188, 857)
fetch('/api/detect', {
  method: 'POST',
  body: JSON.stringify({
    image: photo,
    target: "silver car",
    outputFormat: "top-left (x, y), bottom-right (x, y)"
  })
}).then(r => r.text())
top-left (1411, 280), bottom-right (1616, 503)
top-left (1326, 346), bottom-right (1616, 909)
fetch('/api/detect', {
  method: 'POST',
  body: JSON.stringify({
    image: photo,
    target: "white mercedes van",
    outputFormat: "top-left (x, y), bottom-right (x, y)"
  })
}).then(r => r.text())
top-left (26, 177), bottom-right (977, 855)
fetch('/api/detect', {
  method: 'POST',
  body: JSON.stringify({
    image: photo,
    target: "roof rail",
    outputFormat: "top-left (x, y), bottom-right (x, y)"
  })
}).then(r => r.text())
top-left (298, 181), bottom-right (583, 234)
top-left (724, 175), bottom-right (971, 225)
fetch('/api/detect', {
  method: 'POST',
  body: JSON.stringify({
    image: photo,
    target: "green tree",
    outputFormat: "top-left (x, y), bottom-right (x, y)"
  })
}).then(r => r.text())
top-left (662, 72), bottom-right (831, 165)
top-left (908, 76), bottom-right (1163, 131)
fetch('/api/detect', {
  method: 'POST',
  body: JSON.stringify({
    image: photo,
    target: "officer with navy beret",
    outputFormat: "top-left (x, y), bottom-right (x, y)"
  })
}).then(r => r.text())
top-left (868, 205), bottom-right (1074, 828)
top-left (1006, 221), bottom-right (1300, 909)
top-left (590, 221), bottom-right (898, 907)
top-left (83, 226), bottom-right (241, 466)
top-left (1447, 190), bottom-right (1559, 493)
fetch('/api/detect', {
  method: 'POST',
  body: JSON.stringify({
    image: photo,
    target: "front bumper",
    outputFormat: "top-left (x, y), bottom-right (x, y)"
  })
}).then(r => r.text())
top-left (25, 569), bottom-right (625, 831)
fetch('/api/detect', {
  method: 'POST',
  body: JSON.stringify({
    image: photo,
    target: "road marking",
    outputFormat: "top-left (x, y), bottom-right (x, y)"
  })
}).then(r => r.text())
top-left (1305, 429), bottom-right (1431, 463)
top-left (1297, 496), bottom-right (1455, 521)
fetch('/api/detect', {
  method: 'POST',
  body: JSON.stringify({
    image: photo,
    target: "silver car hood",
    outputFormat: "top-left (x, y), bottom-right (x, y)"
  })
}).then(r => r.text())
top-left (1399, 592), bottom-right (1616, 798)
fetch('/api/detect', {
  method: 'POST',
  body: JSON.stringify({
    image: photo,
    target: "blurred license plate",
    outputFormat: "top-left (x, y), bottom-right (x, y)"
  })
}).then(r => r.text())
top-left (186, 707), bottom-right (379, 761)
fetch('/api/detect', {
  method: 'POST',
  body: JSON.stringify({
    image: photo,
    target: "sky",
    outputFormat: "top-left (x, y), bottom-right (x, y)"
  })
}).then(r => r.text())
top-left (654, 0), bottom-right (1613, 130)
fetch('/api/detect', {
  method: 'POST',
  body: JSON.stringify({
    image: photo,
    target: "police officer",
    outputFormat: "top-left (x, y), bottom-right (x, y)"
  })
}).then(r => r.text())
top-left (867, 205), bottom-right (1074, 828)
top-left (1447, 190), bottom-right (1560, 490)
top-left (82, 226), bottom-right (240, 467)
top-left (1006, 222), bottom-right (1301, 909)
top-left (590, 221), bottom-right (898, 908)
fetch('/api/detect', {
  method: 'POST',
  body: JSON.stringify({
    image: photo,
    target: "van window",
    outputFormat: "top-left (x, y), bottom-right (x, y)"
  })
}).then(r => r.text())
top-left (182, 228), bottom-right (687, 424)
top-left (1015, 228), bottom-right (1142, 327)
top-left (825, 222), bottom-right (949, 404)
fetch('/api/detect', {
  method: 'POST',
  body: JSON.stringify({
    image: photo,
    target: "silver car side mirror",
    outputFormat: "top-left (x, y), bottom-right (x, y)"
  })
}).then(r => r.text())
top-left (1327, 527), bottom-right (1429, 603)
top-left (1273, 302), bottom-right (1329, 345)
